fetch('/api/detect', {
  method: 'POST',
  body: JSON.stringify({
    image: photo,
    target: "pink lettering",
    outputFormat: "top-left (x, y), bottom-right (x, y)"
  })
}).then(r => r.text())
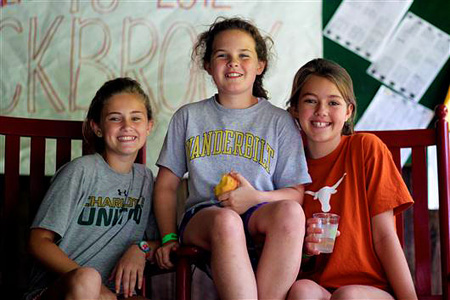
top-left (269, 21), bottom-right (282, 39)
top-left (157, 0), bottom-right (175, 9)
top-left (0, 18), bottom-right (23, 113)
top-left (157, 0), bottom-right (231, 9)
top-left (159, 22), bottom-right (201, 111)
top-left (70, 0), bottom-right (79, 13)
top-left (27, 16), bottom-right (65, 113)
top-left (121, 17), bottom-right (159, 114)
top-left (69, 17), bottom-right (115, 111)
top-left (179, 0), bottom-right (196, 10)
top-left (92, 0), bottom-right (119, 14)
top-left (1, 0), bottom-right (22, 8)
top-left (210, 0), bottom-right (231, 9)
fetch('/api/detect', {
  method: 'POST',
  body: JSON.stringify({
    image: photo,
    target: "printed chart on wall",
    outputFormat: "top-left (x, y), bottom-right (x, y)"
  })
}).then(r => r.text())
top-left (367, 12), bottom-right (450, 102)
top-left (323, 0), bottom-right (412, 61)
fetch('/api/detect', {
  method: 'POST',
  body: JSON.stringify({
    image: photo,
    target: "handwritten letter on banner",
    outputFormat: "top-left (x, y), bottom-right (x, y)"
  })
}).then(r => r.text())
top-left (0, 1), bottom-right (322, 173)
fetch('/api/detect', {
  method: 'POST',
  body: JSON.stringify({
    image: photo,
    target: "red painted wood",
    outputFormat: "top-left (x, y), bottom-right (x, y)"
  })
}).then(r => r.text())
top-left (411, 146), bottom-right (431, 295)
top-left (360, 104), bottom-right (449, 300)
top-left (435, 105), bottom-right (450, 300)
top-left (175, 246), bottom-right (204, 300)
top-left (29, 137), bottom-right (46, 222)
top-left (4, 135), bottom-right (20, 218)
top-left (56, 138), bottom-right (72, 170)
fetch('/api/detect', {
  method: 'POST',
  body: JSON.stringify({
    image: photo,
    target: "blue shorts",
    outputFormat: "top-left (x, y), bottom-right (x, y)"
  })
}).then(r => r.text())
top-left (178, 201), bottom-right (268, 271)
top-left (26, 288), bottom-right (47, 300)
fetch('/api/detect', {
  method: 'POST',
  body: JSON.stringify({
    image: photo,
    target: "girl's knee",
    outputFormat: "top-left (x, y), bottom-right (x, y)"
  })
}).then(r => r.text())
top-left (331, 285), bottom-right (365, 299)
top-left (211, 209), bottom-right (244, 240)
top-left (289, 279), bottom-right (314, 294)
top-left (288, 279), bottom-right (325, 299)
top-left (66, 267), bottom-right (102, 293)
top-left (331, 285), bottom-right (393, 300)
top-left (269, 200), bottom-right (305, 230)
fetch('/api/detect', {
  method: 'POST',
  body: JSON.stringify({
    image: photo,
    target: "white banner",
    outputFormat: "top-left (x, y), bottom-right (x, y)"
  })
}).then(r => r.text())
top-left (1, 0), bottom-right (322, 173)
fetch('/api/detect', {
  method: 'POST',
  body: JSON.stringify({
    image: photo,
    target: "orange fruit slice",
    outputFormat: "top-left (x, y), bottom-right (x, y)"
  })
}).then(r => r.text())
top-left (214, 173), bottom-right (239, 196)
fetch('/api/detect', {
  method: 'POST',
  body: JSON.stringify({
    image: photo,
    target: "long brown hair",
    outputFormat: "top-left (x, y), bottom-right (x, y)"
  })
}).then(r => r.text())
top-left (82, 77), bottom-right (153, 154)
top-left (287, 58), bottom-right (357, 135)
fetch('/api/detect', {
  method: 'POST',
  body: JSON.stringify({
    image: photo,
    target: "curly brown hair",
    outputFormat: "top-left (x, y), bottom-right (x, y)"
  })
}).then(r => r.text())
top-left (192, 17), bottom-right (273, 99)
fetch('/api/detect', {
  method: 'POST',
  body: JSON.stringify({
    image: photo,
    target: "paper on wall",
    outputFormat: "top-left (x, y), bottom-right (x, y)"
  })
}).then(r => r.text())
top-left (368, 12), bottom-right (450, 102)
top-left (323, 0), bottom-right (412, 61)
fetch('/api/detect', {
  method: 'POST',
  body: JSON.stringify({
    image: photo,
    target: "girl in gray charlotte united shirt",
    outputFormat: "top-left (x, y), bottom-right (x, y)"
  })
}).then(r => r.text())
top-left (26, 78), bottom-right (157, 300)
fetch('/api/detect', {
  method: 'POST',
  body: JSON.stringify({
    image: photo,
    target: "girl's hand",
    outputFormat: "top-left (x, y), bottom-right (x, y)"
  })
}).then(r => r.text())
top-left (110, 244), bottom-right (146, 298)
top-left (99, 284), bottom-right (117, 300)
top-left (155, 241), bottom-right (179, 269)
top-left (304, 217), bottom-right (341, 255)
top-left (304, 217), bottom-right (323, 255)
top-left (218, 172), bottom-right (260, 214)
top-left (145, 240), bottom-right (160, 264)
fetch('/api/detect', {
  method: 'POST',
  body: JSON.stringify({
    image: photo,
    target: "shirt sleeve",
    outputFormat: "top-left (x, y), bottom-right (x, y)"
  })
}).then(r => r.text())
top-left (362, 134), bottom-right (414, 217)
top-left (31, 158), bottom-right (89, 240)
top-left (142, 167), bottom-right (160, 241)
top-left (156, 108), bottom-right (188, 178)
top-left (272, 112), bottom-right (312, 189)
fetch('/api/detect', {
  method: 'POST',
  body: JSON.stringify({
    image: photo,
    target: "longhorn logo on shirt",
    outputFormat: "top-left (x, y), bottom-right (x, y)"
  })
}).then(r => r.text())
top-left (305, 173), bottom-right (346, 212)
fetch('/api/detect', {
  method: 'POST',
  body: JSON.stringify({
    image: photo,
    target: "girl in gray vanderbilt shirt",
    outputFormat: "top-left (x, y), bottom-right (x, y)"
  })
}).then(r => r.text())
top-left (154, 17), bottom-right (311, 300)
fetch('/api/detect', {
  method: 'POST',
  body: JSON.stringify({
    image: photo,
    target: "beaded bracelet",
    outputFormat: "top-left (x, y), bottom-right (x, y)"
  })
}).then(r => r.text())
top-left (162, 233), bottom-right (178, 245)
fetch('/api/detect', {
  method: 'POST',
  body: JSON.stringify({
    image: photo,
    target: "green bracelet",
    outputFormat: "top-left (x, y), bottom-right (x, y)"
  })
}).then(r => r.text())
top-left (162, 233), bottom-right (178, 245)
top-left (302, 253), bottom-right (313, 259)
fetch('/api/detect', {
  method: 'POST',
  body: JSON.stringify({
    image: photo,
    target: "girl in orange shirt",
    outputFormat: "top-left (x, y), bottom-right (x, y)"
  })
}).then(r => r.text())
top-left (287, 58), bottom-right (417, 300)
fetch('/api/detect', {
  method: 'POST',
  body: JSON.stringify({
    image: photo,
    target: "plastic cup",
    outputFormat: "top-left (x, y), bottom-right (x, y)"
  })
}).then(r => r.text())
top-left (312, 213), bottom-right (340, 253)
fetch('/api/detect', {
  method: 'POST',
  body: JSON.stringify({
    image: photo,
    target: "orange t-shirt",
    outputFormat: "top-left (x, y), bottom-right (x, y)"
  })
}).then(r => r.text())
top-left (302, 133), bottom-right (413, 290)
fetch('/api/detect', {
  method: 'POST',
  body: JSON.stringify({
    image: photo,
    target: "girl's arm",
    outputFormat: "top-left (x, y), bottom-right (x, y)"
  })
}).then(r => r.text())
top-left (153, 166), bottom-right (181, 269)
top-left (372, 210), bottom-right (417, 300)
top-left (258, 184), bottom-right (305, 204)
top-left (219, 172), bottom-right (304, 214)
top-left (29, 228), bottom-right (80, 274)
top-left (29, 229), bottom-right (115, 298)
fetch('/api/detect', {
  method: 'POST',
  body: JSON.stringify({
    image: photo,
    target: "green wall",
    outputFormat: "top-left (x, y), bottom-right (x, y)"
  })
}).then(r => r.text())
top-left (323, 1), bottom-right (450, 123)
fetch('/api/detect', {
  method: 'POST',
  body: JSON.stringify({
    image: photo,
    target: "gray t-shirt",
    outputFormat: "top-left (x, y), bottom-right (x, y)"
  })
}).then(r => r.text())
top-left (26, 153), bottom-right (156, 296)
top-left (157, 96), bottom-right (311, 211)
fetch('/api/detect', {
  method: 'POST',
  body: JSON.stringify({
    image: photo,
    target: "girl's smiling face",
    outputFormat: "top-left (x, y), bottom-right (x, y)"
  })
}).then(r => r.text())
top-left (205, 29), bottom-right (265, 101)
top-left (92, 93), bottom-right (152, 162)
top-left (293, 75), bottom-right (353, 159)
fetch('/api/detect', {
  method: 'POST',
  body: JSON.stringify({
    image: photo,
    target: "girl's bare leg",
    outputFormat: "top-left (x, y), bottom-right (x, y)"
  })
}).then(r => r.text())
top-left (287, 281), bottom-right (395, 300)
top-left (331, 285), bottom-right (395, 300)
top-left (183, 206), bottom-right (257, 300)
top-left (41, 267), bottom-right (102, 300)
top-left (287, 279), bottom-right (331, 300)
top-left (248, 200), bottom-right (305, 300)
